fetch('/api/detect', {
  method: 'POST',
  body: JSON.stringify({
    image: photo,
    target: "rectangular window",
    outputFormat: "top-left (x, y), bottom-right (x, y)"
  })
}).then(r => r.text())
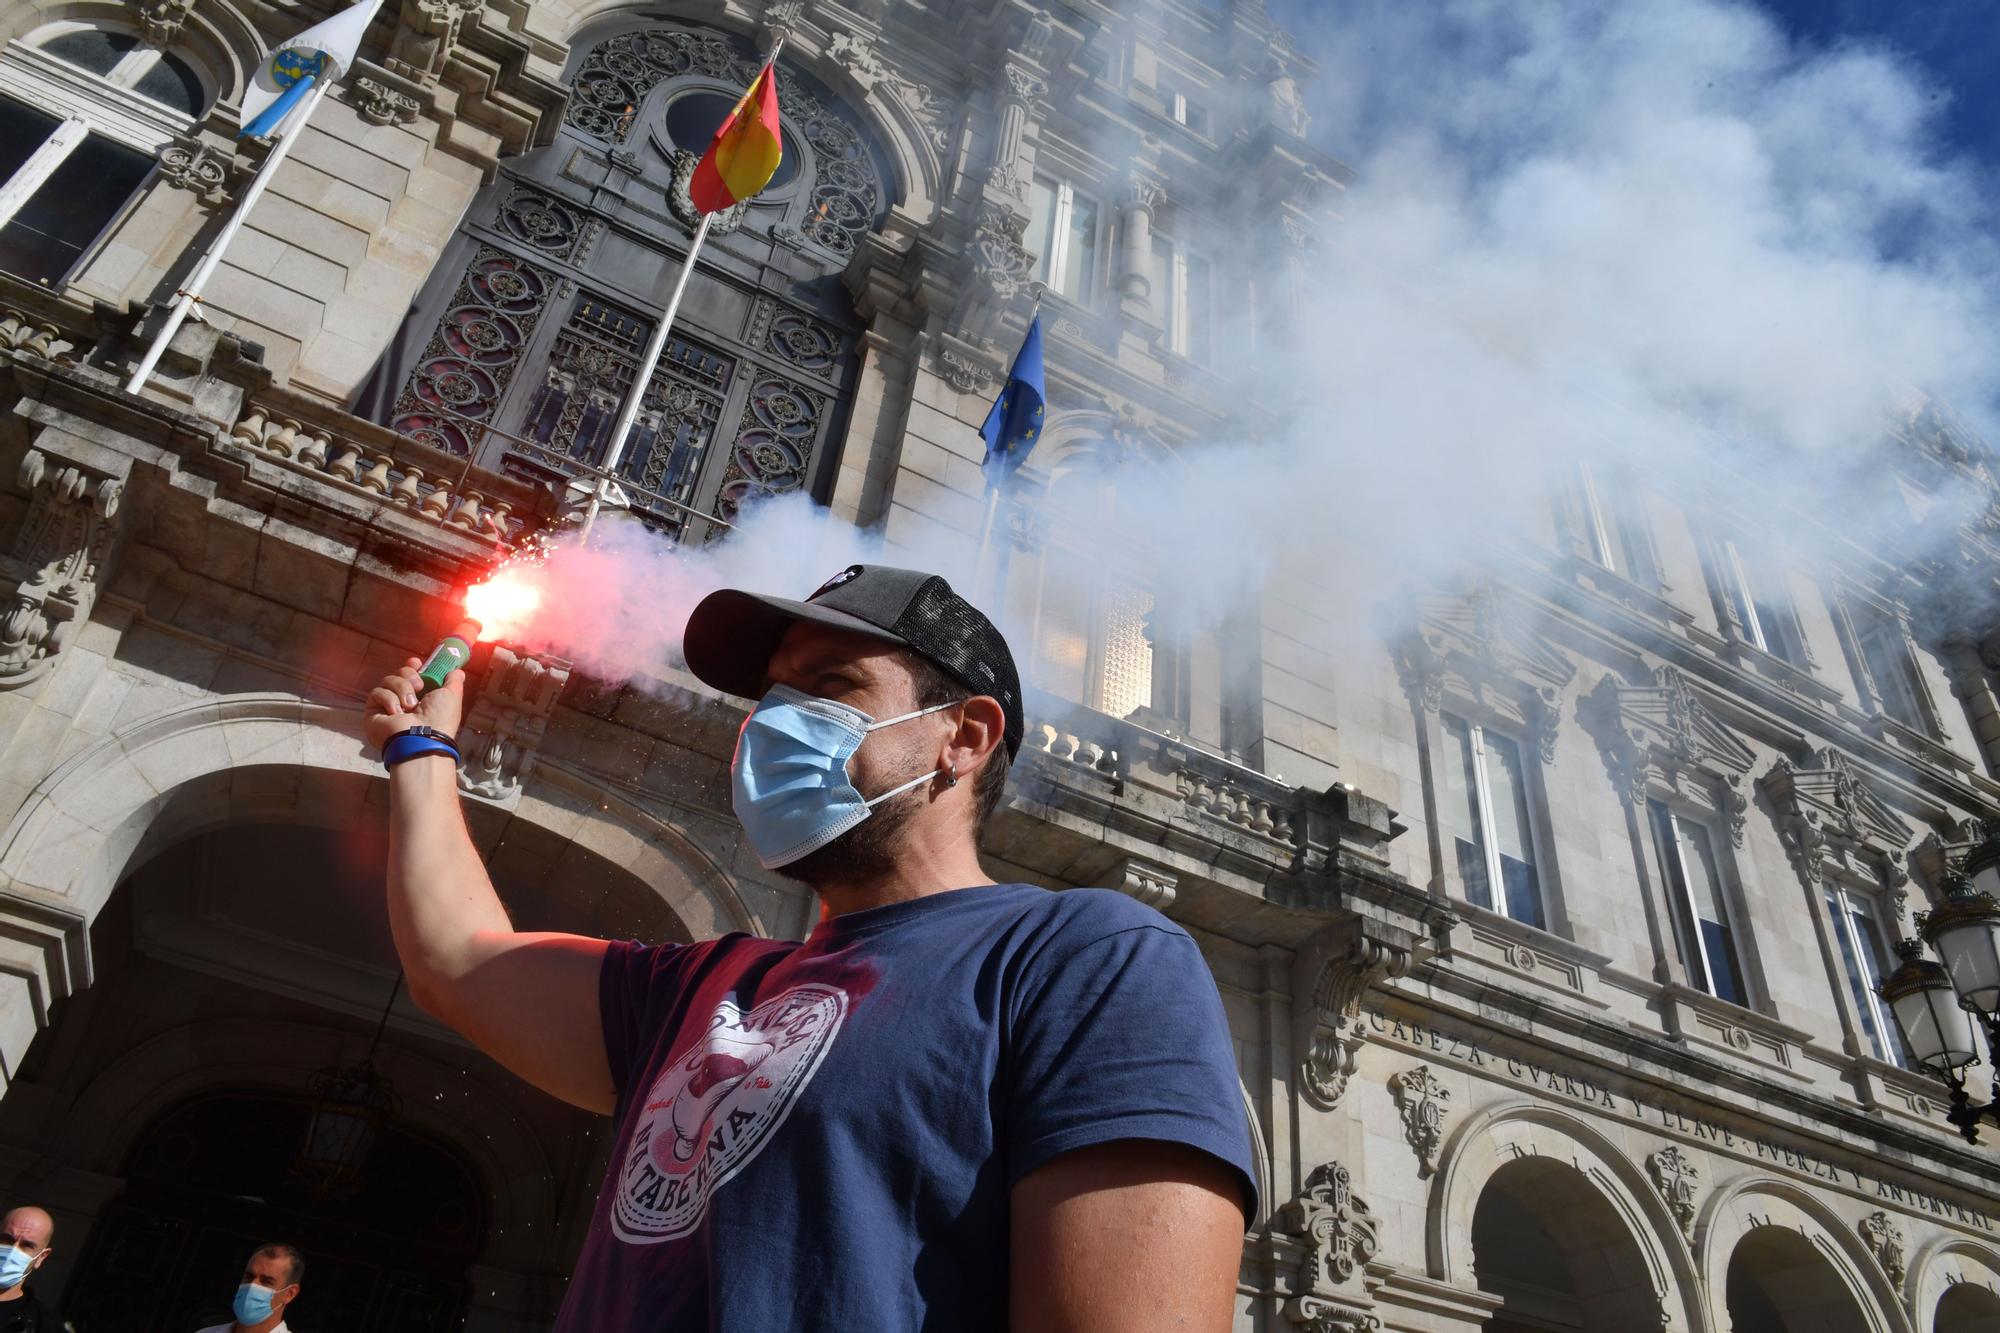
top-left (1578, 463), bottom-right (1655, 589)
top-left (1442, 714), bottom-right (1545, 929)
top-left (1824, 884), bottom-right (1904, 1065)
top-left (1030, 563), bottom-right (1161, 721)
top-left (0, 128), bottom-right (150, 286)
top-left (1855, 613), bottom-right (1930, 733)
top-left (1028, 175), bottom-right (1097, 303)
top-left (1151, 233), bottom-right (1211, 363)
top-left (1165, 86), bottom-right (1212, 137)
top-left (1720, 537), bottom-right (1807, 667)
top-left (1649, 801), bottom-right (1747, 1007)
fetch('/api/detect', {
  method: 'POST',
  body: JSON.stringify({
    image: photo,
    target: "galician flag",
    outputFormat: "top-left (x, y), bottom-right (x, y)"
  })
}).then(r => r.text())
top-left (239, 0), bottom-right (385, 139)
top-left (688, 62), bottom-right (784, 213)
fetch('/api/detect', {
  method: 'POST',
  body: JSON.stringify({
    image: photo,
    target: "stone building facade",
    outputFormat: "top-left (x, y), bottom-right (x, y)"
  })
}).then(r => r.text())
top-left (0, 0), bottom-right (1989, 1330)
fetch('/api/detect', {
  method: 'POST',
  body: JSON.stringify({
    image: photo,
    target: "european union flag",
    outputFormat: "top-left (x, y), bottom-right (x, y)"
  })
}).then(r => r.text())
top-left (980, 315), bottom-right (1046, 483)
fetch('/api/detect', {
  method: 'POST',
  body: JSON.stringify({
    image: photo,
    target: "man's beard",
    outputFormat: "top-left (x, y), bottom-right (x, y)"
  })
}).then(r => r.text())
top-left (780, 781), bottom-right (925, 891)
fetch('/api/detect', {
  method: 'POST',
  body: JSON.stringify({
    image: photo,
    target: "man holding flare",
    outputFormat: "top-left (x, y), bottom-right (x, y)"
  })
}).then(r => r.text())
top-left (366, 562), bottom-right (1255, 1329)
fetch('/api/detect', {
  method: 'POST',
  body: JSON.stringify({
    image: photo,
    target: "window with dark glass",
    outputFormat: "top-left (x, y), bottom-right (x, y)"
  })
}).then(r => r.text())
top-left (1648, 800), bottom-right (1748, 1007)
top-left (1824, 883), bottom-right (1904, 1065)
top-left (1441, 714), bottom-right (1546, 929)
top-left (0, 127), bottom-right (151, 285)
top-left (0, 24), bottom-right (212, 288)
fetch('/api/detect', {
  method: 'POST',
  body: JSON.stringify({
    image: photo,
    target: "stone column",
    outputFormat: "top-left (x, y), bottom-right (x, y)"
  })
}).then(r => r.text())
top-left (1119, 173), bottom-right (1165, 323)
top-left (990, 60), bottom-right (1049, 202)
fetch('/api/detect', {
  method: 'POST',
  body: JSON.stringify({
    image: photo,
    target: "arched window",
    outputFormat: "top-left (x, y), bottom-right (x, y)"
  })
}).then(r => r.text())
top-left (0, 21), bottom-right (211, 287)
top-left (363, 19), bottom-right (894, 540)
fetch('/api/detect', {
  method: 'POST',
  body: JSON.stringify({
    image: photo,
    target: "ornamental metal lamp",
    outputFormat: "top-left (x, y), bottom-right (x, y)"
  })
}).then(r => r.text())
top-left (293, 975), bottom-right (403, 1198)
top-left (1879, 830), bottom-right (2000, 1144)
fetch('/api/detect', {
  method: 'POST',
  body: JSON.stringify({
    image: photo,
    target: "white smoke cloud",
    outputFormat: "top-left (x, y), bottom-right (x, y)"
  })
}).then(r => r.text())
top-left (491, 0), bottom-right (2000, 704)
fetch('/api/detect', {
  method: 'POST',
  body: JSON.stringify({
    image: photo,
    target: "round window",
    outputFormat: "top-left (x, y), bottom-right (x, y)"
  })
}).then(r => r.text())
top-left (664, 89), bottom-right (801, 193)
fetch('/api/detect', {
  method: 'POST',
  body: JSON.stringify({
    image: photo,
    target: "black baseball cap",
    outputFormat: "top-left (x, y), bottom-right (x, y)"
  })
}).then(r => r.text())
top-left (683, 564), bottom-right (1024, 757)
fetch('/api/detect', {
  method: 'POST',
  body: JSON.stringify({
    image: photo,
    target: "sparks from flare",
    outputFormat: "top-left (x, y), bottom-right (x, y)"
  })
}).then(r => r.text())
top-left (463, 555), bottom-right (546, 642)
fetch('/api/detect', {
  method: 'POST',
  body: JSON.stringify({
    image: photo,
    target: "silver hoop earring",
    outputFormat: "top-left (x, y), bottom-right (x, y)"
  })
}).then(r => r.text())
top-left (945, 763), bottom-right (958, 789)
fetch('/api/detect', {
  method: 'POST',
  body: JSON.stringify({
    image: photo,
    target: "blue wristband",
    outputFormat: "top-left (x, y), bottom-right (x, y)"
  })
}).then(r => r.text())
top-left (383, 732), bottom-right (459, 769)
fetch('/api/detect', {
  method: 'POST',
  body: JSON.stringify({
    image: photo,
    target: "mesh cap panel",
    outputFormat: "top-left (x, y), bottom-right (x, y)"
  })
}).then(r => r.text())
top-left (891, 576), bottom-right (1024, 757)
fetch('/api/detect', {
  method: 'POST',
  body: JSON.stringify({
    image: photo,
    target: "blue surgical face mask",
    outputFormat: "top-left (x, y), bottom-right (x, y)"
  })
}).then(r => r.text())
top-left (731, 684), bottom-right (956, 869)
top-left (233, 1282), bottom-right (277, 1326)
top-left (0, 1246), bottom-right (32, 1290)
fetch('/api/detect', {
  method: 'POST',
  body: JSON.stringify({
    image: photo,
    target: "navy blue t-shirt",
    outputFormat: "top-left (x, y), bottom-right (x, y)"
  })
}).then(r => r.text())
top-left (552, 882), bottom-right (1258, 1331)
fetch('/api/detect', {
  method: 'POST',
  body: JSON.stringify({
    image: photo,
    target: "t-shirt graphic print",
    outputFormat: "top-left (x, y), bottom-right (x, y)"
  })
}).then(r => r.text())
top-left (615, 982), bottom-right (848, 1242)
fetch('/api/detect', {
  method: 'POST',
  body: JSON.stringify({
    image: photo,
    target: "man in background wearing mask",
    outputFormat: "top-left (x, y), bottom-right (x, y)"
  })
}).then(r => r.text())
top-left (0, 1205), bottom-right (54, 1332)
top-left (367, 564), bottom-right (1255, 1331)
top-left (195, 1244), bottom-right (300, 1333)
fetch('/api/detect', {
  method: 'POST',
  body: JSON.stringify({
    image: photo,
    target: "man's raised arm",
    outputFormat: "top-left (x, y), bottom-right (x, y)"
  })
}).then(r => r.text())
top-left (368, 659), bottom-right (615, 1114)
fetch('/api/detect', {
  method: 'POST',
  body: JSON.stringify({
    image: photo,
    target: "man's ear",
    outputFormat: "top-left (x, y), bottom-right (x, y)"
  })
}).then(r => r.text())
top-left (944, 695), bottom-right (1006, 779)
top-left (28, 1249), bottom-right (46, 1271)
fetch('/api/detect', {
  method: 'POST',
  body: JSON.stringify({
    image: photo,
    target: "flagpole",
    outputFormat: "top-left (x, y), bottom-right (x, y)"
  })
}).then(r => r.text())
top-left (125, 76), bottom-right (334, 396)
top-left (579, 209), bottom-right (714, 542)
top-left (973, 288), bottom-right (1043, 602)
top-left (580, 31), bottom-right (788, 543)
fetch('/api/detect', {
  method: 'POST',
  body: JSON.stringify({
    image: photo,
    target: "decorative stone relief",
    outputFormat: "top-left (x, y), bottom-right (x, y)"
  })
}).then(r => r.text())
top-left (1858, 1210), bottom-right (1908, 1285)
top-left (668, 150), bottom-right (750, 237)
top-left (1646, 1145), bottom-right (1700, 1237)
top-left (135, 0), bottom-right (194, 47)
top-left (458, 646), bottom-right (572, 798)
top-left (972, 203), bottom-right (1034, 302)
top-left (350, 77), bottom-right (422, 127)
top-left (156, 141), bottom-right (235, 207)
top-left (1266, 36), bottom-right (1311, 139)
top-left (1297, 922), bottom-right (1409, 1111)
top-left (1760, 748), bottom-right (1913, 915)
top-left (0, 447), bottom-right (126, 689)
top-left (1389, 1065), bottom-right (1449, 1178)
top-left (1584, 664), bottom-right (1757, 843)
top-left (386, 0), bottom-right (481, 85)
top-left (937, 347), bottom-right (996, 395)
top-left (1099, 856), bottom-right (1177, 911)
top-left (825, 30), bottom-right (950, 154)
top-left (1275, 1161), bottom-right (1382, 1330)
top-left (1394, 584), bottom-right (1577, 763)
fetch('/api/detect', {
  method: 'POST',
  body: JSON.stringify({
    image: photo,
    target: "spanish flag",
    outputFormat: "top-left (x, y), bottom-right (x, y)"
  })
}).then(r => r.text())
top-left (688, 63), bottom-right (783, 214)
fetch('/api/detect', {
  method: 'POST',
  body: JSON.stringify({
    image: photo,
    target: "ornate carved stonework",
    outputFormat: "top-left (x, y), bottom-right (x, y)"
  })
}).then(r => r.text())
top-left (1760, 748), bottom-right (1913, 913)
top-left (1099, 856), bottom-right (1177, 910)
top-left (825, 30), bottom-right (950, 154)
top-left (1584, 664), bottom-right (1757, 843)
top-left (1297, 921), bottom-right (1409, 1111)
top-left (387, 0), bottom-right (482, 85)
top-left (667, 150), bottom-right (750, 237)
top-left (0, 446), bottom-right (126, 689)
top-left (1646, 1145), bottom-right (1700, 1237)
top-left (972, 203), bottom-right (1034, 302)
top-left (458, 646), bottom-right (572, 798)
top-left (1394, 584), bottom-right (1577, 763)
top-left (135, 0), bottom-right (194, 47)
top-left (1275, 1161), bottom-right (1385, 1332)
top-left (1859, 1209), bottom-right (1908, 1285)
top-left (156, 141), bottom-right (235, 207)
top-left (938, 348), bottom-right (996, 395)
top-left (350, 77), bottom-right (422, 127)
top-left (1390, 1065), bottom-right (1449, 1178)
top-left (1276, 1160), bottom-right (1379, 1292)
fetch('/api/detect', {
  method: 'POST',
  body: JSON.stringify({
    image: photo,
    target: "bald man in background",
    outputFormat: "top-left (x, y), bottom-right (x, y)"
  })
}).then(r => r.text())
top-left (0, 1205), bottom-right (56, 1333)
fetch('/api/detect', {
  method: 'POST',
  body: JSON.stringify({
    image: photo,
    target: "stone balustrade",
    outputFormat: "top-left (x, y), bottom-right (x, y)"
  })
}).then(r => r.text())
top-left (0, 309), bottom-right (75, 363)
top-left (227, 399), bottom-right (548, 549)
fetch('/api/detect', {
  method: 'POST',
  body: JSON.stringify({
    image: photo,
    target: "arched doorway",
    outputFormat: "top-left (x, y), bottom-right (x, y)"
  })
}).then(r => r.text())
top-left (0, 780), bottom-right (706, 1331)
top-left (1937, 1283), bottom-right (2000, 1333)
top-left (65, 1090), bottom-right (482, 1332)
top-left (358, 15), bottom-right (896, 539)
top-left (1725, 1225), bottom-right (1872, 1333)
top-left (1471, 1155), bottom-right (1664, 1331)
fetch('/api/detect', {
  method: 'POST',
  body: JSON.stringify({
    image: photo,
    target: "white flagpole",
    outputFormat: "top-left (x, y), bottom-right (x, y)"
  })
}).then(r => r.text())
top-left (581, 31), bottom-right (788, 543)
top-left (125, 77), bottom-right (334, 396)
top-left (579, 209), bottom-right (714, 542)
